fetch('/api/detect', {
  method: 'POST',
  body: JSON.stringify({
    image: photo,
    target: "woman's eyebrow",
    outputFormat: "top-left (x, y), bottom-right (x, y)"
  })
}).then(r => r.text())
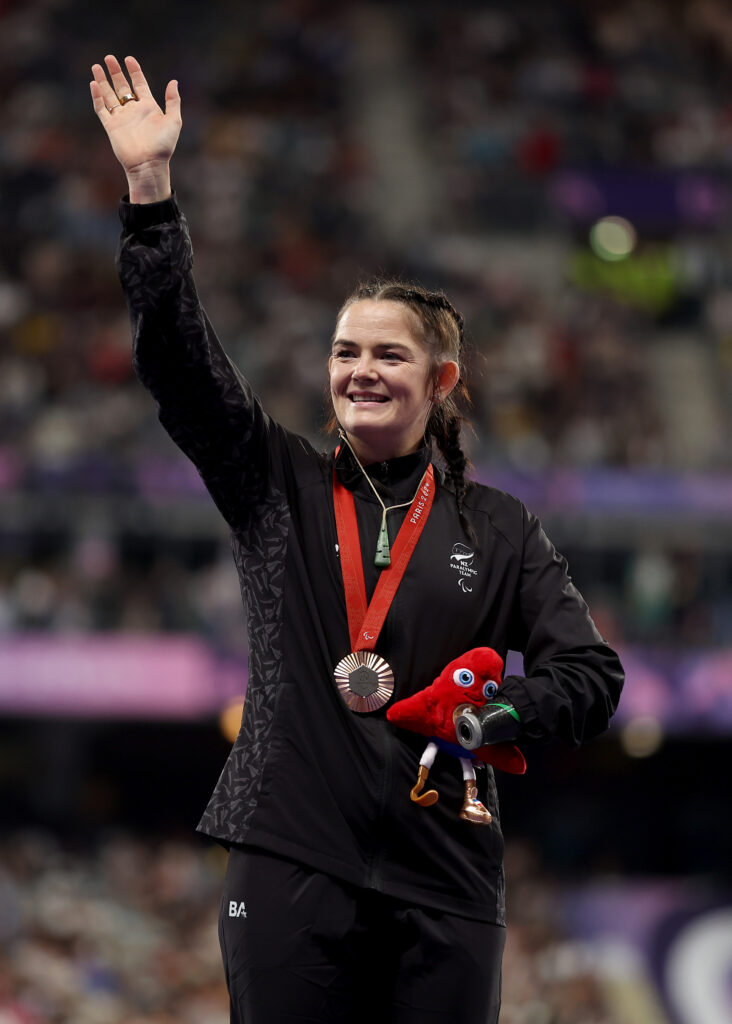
top-left (332, 339), bottom-right (413, 352)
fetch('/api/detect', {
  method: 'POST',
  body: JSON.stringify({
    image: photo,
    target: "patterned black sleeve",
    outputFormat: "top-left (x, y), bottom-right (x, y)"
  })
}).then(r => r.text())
top-left (116, 193), bottom-right (273, 531)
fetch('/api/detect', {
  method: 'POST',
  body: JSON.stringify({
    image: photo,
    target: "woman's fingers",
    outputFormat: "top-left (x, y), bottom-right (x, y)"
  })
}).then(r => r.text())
top-left (91, 55), bottom-right (164, 118)
top-left (163, 79), bottom-right (181, 120)
top-left (89, 53), bottom-right (182, 170)
top-left (103, 54), bottom-right (134, 101)
top-left (123, 55), bottom-right (153, 101)
top-left (89, 79), bottom-right (111, 122)
top-left (91, 62), bottom-right (121, 112)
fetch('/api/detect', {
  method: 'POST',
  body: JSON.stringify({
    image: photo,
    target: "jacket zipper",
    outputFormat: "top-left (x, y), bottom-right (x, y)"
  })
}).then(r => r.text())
top-left (367, 717), bottom-right (392, 891)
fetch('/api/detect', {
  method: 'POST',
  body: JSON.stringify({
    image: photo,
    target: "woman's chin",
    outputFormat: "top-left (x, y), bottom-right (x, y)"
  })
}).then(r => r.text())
top-left (341, 406), bottom-right (391, 433)
top-left (342, 417), bottom-right (391, 443)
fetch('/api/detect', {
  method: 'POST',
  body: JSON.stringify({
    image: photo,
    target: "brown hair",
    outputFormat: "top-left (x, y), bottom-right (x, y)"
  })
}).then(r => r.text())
top-left (328, 279), bottom-right (476, 542)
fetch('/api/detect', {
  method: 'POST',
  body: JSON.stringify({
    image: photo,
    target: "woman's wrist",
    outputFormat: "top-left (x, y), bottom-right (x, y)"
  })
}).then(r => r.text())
top-left (126, 163), bottom-right (172, 204)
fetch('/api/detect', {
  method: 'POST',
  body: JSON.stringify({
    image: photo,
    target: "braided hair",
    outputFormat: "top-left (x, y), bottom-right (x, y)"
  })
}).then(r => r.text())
top-left (329, 279), bottom-right (477, 545)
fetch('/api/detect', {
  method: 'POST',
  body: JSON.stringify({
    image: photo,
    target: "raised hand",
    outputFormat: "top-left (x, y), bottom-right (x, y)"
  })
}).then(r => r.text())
top-left (90, 55), bottom-right (181, 203)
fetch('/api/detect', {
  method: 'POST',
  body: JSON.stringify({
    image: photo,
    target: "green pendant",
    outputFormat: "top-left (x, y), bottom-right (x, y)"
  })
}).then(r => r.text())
top-left (375, 517), bottom-right (391, 567)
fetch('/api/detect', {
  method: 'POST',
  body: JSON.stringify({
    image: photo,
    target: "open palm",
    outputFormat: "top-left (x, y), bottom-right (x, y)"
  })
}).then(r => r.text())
top-left (90, 54), bottom-right (181, 175)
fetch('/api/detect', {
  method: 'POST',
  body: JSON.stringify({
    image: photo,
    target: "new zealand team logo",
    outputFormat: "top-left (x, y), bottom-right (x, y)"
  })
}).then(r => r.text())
top-left (450, 543), bottom-right (479, 593)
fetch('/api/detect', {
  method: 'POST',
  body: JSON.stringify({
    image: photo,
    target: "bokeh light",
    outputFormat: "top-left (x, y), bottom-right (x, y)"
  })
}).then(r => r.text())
top-left (589, 215), bottom-right (638, 261)
top-left (620, 715), bottom-right (664, 758)
top-left (219, 698), bottom-right (244, 744)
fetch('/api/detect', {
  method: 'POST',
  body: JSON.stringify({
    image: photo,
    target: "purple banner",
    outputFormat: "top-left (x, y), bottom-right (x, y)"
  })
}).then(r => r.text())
top-left (478, 467), bottom-right (732, 516)
top-left (551, 167), bottom-right (730, 229)
top-left (0, 636), bottom-right (245, 719)
top-left (0, 637), bottom-right (730, 729)
top-left (3, 446), bottom-right (732, 517)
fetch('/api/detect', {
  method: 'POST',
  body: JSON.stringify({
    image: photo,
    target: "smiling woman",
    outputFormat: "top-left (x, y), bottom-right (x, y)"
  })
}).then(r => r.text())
top-left (91, 52), bottom-right (624, 1024)
top-left (328, 280), bottom-right (475, 540)
top-left (329, 293), bottom-right (459, 458)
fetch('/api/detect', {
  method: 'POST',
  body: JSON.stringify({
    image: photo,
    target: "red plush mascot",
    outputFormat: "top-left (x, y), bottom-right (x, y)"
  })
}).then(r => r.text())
top-left (387, 647), bottom-right (526, 825)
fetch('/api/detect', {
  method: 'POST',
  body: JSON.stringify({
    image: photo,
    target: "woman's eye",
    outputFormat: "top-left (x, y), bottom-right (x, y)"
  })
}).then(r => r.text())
top-left (334, 350), bottom-right (354, 359)
top-left (382, 352), bottom-right (402, 361)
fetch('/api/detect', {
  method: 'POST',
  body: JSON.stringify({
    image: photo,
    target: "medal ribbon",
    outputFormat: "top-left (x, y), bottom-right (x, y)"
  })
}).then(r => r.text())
top-left (333, 461), bottom-right (435, 652)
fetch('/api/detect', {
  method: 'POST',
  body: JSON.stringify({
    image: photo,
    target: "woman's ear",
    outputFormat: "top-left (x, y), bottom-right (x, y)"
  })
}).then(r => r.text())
top-left (433, 361), bottom-right (460, 402)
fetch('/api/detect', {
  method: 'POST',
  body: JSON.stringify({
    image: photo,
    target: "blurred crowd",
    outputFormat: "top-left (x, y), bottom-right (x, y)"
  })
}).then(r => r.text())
top-left (413, 0), bottom-right (732, 222)
top-left (0, 0), bottom-right (730, 485)
top-left (3, 526), bottom-right (731, 648)
top-left (0, 5), bottom-right (728, 1021)
top-left (0, 831), bottom-right (230, 1024)
top-left (409, 0), bottom-right (732, 471)
top-left (0, 0), bottom-right (731, 646)
top-left (0, 831), bottom-right (621, 1024)
top-left (0, 534), bottom-right (249, 654)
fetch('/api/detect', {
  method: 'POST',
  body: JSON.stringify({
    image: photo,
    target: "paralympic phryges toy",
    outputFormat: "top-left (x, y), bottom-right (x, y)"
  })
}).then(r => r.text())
top-left (386, 647), bottom-right (526, 825)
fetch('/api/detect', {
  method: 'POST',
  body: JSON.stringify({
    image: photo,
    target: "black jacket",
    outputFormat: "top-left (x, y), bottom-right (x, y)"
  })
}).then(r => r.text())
top-left (116, 193), bottom-right (624, 924)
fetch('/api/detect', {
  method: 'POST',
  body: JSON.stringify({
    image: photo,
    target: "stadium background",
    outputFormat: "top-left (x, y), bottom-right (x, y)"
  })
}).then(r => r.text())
top-left (0, 0), bottom-right (731, 1020)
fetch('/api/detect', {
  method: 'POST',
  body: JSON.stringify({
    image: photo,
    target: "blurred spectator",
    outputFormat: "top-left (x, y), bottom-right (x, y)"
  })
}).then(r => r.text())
top-left (0, 0), bottom-right (730, 492)
top-left (0, 4), bottom-right (729, 1021)
top-left (0, 0), bottom-right (730, 648)
top-left (0, 831), bottom-right (229, 1023)
top-left (0, 831), bottom-right (622, 1024)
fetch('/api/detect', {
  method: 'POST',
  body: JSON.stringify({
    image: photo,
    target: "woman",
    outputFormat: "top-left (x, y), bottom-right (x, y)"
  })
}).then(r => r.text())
top-left (90, 55), bottom-right (623, 1023)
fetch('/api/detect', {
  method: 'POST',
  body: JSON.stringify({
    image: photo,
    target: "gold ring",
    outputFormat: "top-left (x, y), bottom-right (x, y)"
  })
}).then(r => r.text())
top-left (118, 92), bottom-right (138, 105)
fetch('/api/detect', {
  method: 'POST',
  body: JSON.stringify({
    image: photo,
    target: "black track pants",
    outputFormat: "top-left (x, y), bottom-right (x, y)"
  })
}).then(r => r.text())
top-left (218, 845), bottom-right (505, 1024)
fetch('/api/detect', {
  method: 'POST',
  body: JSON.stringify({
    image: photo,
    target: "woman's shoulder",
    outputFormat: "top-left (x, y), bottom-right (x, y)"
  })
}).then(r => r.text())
top-left (270, 425), bottom-right (334, 478)
top-left (438, 471), bottom-right (525, 518)
top-left (460, 476), bottom-right (528, 550)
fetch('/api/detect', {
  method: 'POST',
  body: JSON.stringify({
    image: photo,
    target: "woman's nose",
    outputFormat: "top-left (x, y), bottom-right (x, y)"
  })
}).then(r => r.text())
top-left (351, 354), bottom-right (378, 378)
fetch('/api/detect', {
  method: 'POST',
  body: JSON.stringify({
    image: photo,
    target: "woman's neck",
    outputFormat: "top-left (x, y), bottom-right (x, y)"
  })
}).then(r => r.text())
top-left (341, 431), bottom-right (425, 467)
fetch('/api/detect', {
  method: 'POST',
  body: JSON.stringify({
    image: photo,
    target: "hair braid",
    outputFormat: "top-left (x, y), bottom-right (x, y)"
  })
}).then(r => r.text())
top-left (409, 291), bottom-right (475, 544)
top-left (427, 398), bottom-right (476, 547)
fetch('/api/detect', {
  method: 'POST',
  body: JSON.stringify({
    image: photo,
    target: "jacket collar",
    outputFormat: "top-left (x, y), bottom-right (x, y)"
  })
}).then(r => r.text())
top-left (334, 440), bottom-right (433, 505)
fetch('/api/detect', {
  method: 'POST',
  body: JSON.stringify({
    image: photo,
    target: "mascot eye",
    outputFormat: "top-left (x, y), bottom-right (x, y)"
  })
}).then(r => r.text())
top-left (453, 669), bottom-right (474, 687)
top-left (483, 680), bottom-right (498, 700)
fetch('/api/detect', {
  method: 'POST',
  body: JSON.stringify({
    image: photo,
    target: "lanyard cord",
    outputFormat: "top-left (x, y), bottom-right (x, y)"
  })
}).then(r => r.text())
top-left (337, 431), bottom-right (427, 566)
top-left (338, 430), bottom-right (420, 516)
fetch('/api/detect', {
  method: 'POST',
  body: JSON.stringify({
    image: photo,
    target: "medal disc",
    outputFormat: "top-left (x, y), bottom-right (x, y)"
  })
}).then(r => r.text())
top-left (334, 651), bottom-right (394, 713)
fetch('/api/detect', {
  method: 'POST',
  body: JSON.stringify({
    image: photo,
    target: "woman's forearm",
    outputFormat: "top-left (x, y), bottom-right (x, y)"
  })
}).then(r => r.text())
top-left (117, 198), bottom-right (273, 530)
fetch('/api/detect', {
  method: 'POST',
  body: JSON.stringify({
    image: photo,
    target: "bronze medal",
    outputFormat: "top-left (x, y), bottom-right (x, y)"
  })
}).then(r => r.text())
top-left (334, 651), bottom-right (394, 713)
top-left (332, 454), bottom-right (435, 714)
